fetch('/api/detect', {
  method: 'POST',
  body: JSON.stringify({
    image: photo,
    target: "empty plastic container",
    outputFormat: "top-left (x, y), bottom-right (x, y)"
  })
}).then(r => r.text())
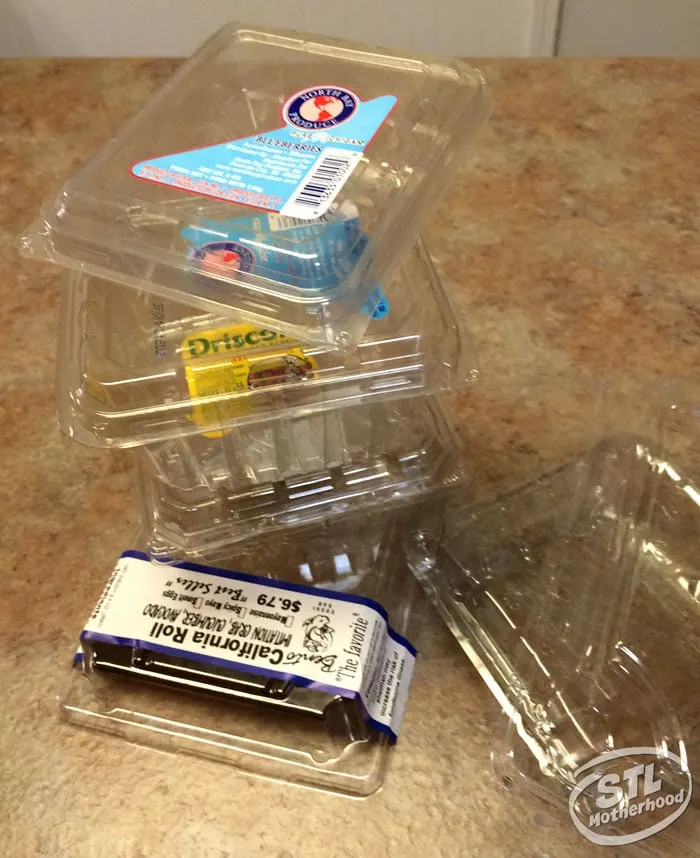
top-left (19, 24), bottom-right (491, 349)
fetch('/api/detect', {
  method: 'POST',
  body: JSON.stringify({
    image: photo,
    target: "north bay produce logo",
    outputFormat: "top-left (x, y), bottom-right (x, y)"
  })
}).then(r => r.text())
top-left (282, 86), bottom-right (359, 130)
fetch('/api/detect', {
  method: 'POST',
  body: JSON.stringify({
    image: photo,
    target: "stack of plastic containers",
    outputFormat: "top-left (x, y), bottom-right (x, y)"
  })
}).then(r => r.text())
top-left (18, 25), bottom-right (492, 793)
top-left (17, 26), bottom-right (700, 851)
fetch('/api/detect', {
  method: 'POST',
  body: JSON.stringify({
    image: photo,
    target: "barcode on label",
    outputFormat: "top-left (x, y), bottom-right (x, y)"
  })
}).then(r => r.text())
top-left (281, 148), bottom-right (363, 220)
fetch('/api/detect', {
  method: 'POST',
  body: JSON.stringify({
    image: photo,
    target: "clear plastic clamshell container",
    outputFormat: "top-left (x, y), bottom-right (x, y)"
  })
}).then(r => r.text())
top-left (62, 511), bottom-right (423, 796)
top-left (19, 24), bottom-right (491, 349)
top-left (406, 379), bottom-right (699, 855)
top-left (57, 239), bottom-right (476, 447)
top-left (139, 396), bottom-right (462, 560)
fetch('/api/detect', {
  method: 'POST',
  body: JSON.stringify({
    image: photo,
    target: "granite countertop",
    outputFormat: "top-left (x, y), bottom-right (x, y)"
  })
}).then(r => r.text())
top-left (1, 58), bottom-right (699, 858)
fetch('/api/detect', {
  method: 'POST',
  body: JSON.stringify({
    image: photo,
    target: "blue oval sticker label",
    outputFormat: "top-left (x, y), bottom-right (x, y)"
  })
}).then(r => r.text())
top-left (282, 86), bottom-right (360, 130)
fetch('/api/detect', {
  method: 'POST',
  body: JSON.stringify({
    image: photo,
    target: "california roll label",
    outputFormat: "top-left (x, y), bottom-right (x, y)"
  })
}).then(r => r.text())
top-left (79, 551), bottom-right (417, 742)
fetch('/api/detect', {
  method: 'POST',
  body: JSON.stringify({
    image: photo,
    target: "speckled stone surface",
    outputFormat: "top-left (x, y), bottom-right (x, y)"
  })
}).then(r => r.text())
top-left (1, 58), bottom-right (699, 858)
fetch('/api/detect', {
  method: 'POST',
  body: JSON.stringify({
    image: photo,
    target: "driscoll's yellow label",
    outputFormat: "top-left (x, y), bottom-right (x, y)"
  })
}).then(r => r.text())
top-left (182, 323), bottom-right (317, 436)
top-left (183, 326), bottom-right (296, 358)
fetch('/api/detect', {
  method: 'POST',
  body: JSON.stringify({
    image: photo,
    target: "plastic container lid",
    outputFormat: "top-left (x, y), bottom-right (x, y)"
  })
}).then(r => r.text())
top-left (57, 238), bottom-right (477, 448)
top-left (19, 24), bottom-right (491, 349)
top-left (406, 379), bottom-right (700, 855)
top-left (138, 395), bottom-right (463, 560)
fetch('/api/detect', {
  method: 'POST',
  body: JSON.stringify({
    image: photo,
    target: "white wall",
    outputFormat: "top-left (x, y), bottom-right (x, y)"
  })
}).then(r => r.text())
top-left (0, 0), bottom-right (557, 57)
top-left (4, 0), bottom-right (698, 59)
top-left (558, 0), bottom-right (700, 56)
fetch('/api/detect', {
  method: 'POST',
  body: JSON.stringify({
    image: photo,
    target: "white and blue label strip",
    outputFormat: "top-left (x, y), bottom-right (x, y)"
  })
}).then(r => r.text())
top-left (80, 551), bottom-right (416, 742)
top-left (132, 87), bottom-right (397, 219)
